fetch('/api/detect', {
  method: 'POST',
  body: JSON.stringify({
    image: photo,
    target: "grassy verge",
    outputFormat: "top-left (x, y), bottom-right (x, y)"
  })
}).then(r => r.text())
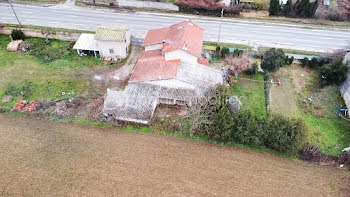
top-left (257, 47), bottom-right (325, 57)
top-left (204, 41), bottom-right (253, 51)
top-left (5, 24), bottom-right (95, 34)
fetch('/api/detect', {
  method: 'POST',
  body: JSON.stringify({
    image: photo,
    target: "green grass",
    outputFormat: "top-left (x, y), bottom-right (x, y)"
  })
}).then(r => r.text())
top-left (257, 47), bottom-right (325, 57)
top-left (5, 24), bottom-right (95, 34)
top-left (303, 114), bottom-right (350, 155)
top-left (204, 41), bottom-right (253, 51)
top-left (268, 64), bottom-right (350, 155)
top-left (0, 35), bottom-right (105, 107)
top-left (230, 74), bottom-right (267, 118)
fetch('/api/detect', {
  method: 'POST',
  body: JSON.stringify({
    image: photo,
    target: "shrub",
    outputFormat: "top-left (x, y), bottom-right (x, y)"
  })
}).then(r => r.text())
top-left (288, 56), bottom-right (294, 64)
top-left (308, 57), bottom-right (319, 68)
top-left (261, 48), bottom-right (286, 72)
top-left (193, 86), bottom-right (306, 153)
top-left (246, 63), bottom-right (259, 75)
top-left (283, 0), bottom-right (293, 16)
top-left (225, 4), bottom-right (243, 16)
top-left (301, 57), bottom-right (309, 67)
top-left (5, 85), bottom-right (19, 96)
top-left (221, 47), bottom-right (230, 57)
top-left (292, 0), bottom-right (319, 18)
top-left (339, 0), bottom-right (350, 21)
top-left (11, 29), bottom-right (25, 40)
top-left (21, 81), bottom-right (35, 99)
top-left (320, 58), bottom-right (348, 86)
top-left (269, 0), bottom-right (280, 15)
top-left (233, 48), bottom-right (243, 56)
top-left (225, 52), bottom-right (253, 76)
top-left (176, 0), bottom-right (223, 11)
top-left (315, 2), bottom-right (344, 21)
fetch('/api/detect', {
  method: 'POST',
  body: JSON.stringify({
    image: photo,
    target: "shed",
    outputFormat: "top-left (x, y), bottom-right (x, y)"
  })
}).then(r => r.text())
top-left (95, 24), bottom-right (131, 60)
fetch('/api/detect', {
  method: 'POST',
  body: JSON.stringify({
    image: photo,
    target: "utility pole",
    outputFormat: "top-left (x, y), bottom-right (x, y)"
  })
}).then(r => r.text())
top-left (8, 0), bottom-right (22, 27)
top-left (217, 8), bottom-right (224, 47)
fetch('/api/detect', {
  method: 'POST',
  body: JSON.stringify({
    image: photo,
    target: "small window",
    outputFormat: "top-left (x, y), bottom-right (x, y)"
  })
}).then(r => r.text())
top-left (109, 49), bottom-right (114, 54)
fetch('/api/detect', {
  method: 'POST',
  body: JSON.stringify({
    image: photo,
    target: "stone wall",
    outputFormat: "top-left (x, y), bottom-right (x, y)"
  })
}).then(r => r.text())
top-left (117, 0), bottom-right (179, 11)
top-left (0, 26), bottom-right (81, 41)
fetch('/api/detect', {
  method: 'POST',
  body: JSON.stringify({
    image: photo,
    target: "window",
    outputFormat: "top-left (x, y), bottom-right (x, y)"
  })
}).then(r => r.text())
top-left (109, 49), bottom-right (114, 54)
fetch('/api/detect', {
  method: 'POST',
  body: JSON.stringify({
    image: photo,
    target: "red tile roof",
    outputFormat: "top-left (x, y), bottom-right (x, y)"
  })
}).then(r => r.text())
top-left (197, 57), bottom-right (210, 66)
top-left (142, 21), bottom-right (204, 58)
top-left (129, 50), bottom-right (180, 82)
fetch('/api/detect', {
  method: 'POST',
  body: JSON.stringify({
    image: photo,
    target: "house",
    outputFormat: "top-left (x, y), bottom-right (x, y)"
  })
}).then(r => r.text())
top-left (73, 24), bottom-right (131, 60)
top-left (103, 20), bottom-right (223, 124)
top-left (340, 50), bottom-right (350, 117)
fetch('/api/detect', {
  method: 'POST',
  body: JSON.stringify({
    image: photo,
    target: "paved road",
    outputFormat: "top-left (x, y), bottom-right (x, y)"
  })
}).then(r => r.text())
top-left (1, 3), bottom-right (350, 52)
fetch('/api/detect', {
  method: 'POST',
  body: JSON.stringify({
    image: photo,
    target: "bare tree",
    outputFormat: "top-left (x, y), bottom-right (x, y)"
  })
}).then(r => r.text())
top-left (224, 52), bottom-right (253, 77)
top-left (176, 0), bottom-right (224, 11)
top-left (339, 0), bottom-right (350, 20)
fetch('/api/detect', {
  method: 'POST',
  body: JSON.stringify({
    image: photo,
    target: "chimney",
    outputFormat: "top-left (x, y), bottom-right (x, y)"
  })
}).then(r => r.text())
top-left (162, 40), bottom-right (166, 49)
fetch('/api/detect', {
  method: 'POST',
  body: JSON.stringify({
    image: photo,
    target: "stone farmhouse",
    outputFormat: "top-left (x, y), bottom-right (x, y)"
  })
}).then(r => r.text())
top-left (103, 20), bottom-right (223, 124)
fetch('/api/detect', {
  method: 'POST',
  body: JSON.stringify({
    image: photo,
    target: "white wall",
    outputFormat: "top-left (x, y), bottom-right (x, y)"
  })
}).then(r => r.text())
top-left (97, 40), bottom-right (127, 59)
top-left (164, 49), bottom-right (197, 64)
top-left (118, 0), bottom-right (179, 11)
top-left (145, 43), bottom-right (163, 51)
top-left (222, 0), bottom-right (231, 7)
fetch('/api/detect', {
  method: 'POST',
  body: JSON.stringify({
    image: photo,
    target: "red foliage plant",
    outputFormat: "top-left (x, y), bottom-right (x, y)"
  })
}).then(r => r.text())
top-left (176, 0), bottom-right (224, 11)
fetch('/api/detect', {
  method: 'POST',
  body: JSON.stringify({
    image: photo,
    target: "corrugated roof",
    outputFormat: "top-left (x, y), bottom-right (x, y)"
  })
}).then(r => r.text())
top-left (95, 24), bottom-right (129, 41)
top-left (73, 33), bottom-right (98, 51)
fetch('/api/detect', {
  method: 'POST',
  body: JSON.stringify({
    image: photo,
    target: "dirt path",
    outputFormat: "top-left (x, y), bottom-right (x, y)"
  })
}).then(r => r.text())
top-left (0, 114), bottom-right (349, 196)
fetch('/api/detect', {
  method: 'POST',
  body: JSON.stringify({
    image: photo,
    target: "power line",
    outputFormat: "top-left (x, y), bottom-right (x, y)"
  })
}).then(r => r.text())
top-left (8, 0), bottom-right (21, 28)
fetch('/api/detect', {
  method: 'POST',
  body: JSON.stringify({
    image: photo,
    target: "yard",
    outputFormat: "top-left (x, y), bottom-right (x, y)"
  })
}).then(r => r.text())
top-left (0, 35), bottom-right (106, 108)
top-left (269, 62), bottom-right (350, 155)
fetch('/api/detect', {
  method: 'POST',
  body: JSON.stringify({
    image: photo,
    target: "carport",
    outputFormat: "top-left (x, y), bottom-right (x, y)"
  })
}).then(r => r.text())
top-left (73, 33), bottom-right (99, 57)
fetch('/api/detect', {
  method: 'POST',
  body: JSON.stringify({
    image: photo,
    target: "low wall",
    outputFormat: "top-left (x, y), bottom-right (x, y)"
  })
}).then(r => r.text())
top-left (0, 26), bottom-right (81, 41)
top-left (117, 0), bottom-right (179, 11)
top-left (340, 52), bottom-right (350, 116)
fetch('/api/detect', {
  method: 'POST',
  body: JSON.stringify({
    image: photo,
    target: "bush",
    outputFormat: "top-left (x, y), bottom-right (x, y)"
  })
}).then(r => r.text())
top-left (194, 86), bottom-right (306, 153)
top-left (288, 56), bottom-right (294, 64)
top-left (315, 2), bottom-right (344, 21)
top-left (4, 85), bottom-right (19, 96)
top-left (269, 0), bottom-right (280, 15)
top-left (308, 57), bottom-right (319, 68)
top-left (283, 0), bottom-right (293, 16)
top-left (225, 52), bottom-right (253, 76)
top-left (11, 29), bottom-right (25, 40)
top-left (301, 57), bottom-right (309, 67)
top-left (221, 47), bottom-right (230, 57)
top-left (246, 63), bottom-right (259, 75)
top-left (225, 5), bottom-right (243, 16)
top-left (292, 0), bottom-right (319, 18)
top-left (261, 48), bottom-right (286, 72)
top-left (320, 58), bottom-right (348, 86)
top-left (21, 81), bottom-right (35, 99)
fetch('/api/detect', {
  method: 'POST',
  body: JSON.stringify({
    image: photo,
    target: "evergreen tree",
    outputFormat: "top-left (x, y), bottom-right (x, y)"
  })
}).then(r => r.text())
top-left (269, 0), bottom-right (280, 16)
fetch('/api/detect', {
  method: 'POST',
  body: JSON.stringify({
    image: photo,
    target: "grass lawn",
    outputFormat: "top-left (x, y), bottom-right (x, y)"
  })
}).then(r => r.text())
top-left (269, 62), bottom-right (350, 155)
top-left (204, 41), bottom-right (253, 52)
top-left (230, 74), bottom-right (267, 118)
top-left (0, 35), bottom-right (106, 108)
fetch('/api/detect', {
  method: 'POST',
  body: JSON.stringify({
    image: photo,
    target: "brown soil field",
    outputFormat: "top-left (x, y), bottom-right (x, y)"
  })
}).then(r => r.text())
top-left (0, 114), bottom-right (349, 196)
